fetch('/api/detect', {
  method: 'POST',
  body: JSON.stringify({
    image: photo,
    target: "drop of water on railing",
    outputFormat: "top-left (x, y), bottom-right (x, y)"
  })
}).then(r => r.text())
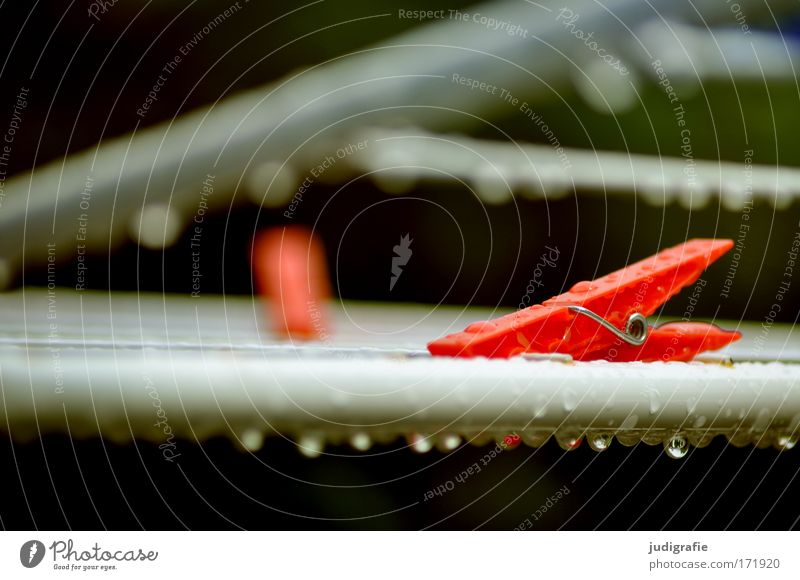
top-left (469, 432), bottom-right (494, 447)
top-left (664, 434), bottom-right (689, 459)
top-left (687, 431), bottom-right (713, 448)
top-left (775, 434), bottom-right (797, 451)
top-left (648, 391), bottom-right (661, 414)
top-left (298, 433), bottom-right (325, 458)
top-left (555, 431), bottom-right (583, 451)
top-left (588, 432), bottom-right (612, 451)
top-left (754, 434), bottom-right (773, 449)
top-left (533, 394), bottom-right (548, 418)
top-left (499, 433), bottom-right (522, 450)
top-left (727, 430), bottom-right (751, 447)
top-left (750, 408), bottom-right (771, 433)
top-left (617, 433), bottom-right (641, 446)
top-left (620, 415), bottom-right (638, 430)
top-left (350, 432), bottom-right (372, 452)
top-left (562, 388), bottom-right (578, 412)
top-left (522, 430), bottom-right (551, 448)
top-left (240, 429), bottom-right (264, 452)
top-left (616, 414), bottom-right (640, 446)
top-left (408, 432), bottom-right (433, 453)
top-left (436, 433), bottom-right (462, 452)
top-left (642, 430), bottom-right (667, 446)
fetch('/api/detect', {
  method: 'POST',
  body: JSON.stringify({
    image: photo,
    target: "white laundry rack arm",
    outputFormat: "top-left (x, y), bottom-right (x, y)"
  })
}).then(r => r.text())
top-left (0, 290), bottom-right (798, 459)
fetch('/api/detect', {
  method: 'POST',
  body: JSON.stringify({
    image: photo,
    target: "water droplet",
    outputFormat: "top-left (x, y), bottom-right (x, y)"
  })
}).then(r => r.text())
top-left (727, 430), bottom-right (751, 447)
top-left (688, 432), bottom-right (713, 448)
top-left (570, 281), bottom-right (593, 293)
top-left (130, 204), bottom-right (183, 249)
top-left (522, 430), bottom-right (551, 447)
top-left (664, 434), bottom-right (689, 459)
top-left (499, 433), bottom-right (521, 450)
top-left (350, 432), bottom-right (372, 452)
top-left (467, 432), bottom-right (494, 447)
top-left (754, 435), bottom-right (773, 449)
top-left (562, 388), bottom-right (578, 412)
top-left (616, 432), bottom-right (641, 447)
top-left (436, 433), bottom-right (462, 452)
top-left (298, 434), bottom-right (325, 458)
top-left (648, 391), bottom-right (661, 414)
top-left (588, 432), bottom-right (612, 451)
top-left (555, 431), bottom-right (583, 451)
top-left (533, 393), bottom-right (549, 418)
top-left (472, 166), bottom-right (512, 204)
top-left (617, 414), bottom-right (640, 446)
top-left (408, 433), bottom-right (433, 453)
top-left (465, 321), bottom-right (493, 333)
top-left (331, 390), bottom-right (348, 408)
top-left (240, 429), bottom-right (264, 452)
top-left (775, 434), bottom-right (797, 451)
top-left (642, 430), bottom-right (667, 446)
top-left (620, 415), bottom-right (638, 430)
top-left (693, 415), bottom-right (707, 429)
top-left (372, 167), bottom-right (418, 194)
top-left (750, 408), bottom-right (771, 433)
top-left (246, 161), bottom-right (299, 207)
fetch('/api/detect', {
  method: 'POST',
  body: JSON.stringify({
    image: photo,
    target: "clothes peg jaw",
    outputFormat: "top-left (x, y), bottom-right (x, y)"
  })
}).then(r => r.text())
top-left (428, 239), bottom-right (740, 362)
top-left (575, 322), bottom-right (742, 363)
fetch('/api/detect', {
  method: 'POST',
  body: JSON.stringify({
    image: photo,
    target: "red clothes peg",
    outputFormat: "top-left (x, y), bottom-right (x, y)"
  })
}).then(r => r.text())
top-left (253, 226), bottom-right (330, 340)
top-left (428, 239), bottom-right (741, 362)
top-left (576, 322), bottom-right (741, 362)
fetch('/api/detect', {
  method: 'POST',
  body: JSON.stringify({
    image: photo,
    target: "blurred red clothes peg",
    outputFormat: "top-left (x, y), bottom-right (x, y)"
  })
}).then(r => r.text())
top-left (252, 226), bottom-right (331, 340)
top-left (428, 239), bottom-right (741, 362)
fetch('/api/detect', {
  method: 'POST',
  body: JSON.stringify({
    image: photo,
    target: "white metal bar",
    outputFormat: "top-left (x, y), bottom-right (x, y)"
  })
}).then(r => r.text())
top-left (348, 129), bottom-right (800, 209)
top-left (1, 0), bottom-right (795, 285)
top-left (1, 289), bottom-right (798, 458)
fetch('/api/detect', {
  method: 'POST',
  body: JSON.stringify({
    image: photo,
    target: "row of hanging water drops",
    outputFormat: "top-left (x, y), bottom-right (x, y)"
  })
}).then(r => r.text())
top-left (236, 429), bottom-right (798, 459)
